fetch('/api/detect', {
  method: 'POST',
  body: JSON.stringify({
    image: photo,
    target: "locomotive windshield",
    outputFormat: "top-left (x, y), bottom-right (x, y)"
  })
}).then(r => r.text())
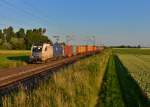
top-left (32, 46), bottom-right (42, 52)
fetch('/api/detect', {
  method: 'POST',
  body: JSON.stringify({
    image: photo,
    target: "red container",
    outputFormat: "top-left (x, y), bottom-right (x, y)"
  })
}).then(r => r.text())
top-left (64, 45), bottom-right (73, 57)
top-left (94, 46), bottom-right (97, 52)
top-left (92, 46), bottom-right (96, 52)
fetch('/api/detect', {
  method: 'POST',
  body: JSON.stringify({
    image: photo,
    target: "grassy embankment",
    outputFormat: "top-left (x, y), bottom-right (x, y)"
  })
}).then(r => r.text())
top-left (2, 49), bottom-right (111, 107)
top-left (0, 50), bottom-right (30, 68)
top-left (96, 55), bottom-right (125, 107)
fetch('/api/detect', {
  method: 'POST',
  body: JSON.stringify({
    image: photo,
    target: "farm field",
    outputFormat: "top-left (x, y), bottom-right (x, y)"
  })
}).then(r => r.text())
top-left (0, 50), bottom-right (30, 68)
top-left (114, 48), bottom-right (150, 106)
top-left (1, 49), bottom-right (111, 107)
top-left (113, 48), bottom-right (150, 55)
top-left (97, 54), bottom-right (148, 107)
top-left (117, 53), bottom-right (150, 99)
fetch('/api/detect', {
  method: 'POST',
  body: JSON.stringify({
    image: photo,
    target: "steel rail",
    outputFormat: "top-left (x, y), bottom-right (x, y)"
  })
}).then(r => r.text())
top-left (0, 54), bottom-right (85, 90)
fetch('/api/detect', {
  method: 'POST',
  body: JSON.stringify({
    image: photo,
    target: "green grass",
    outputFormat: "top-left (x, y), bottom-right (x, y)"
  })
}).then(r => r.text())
top-left (97, 55), bottom-right (125, 107)
top-left (0, 50), bottom-right (30, 68)
top-left (1, 49), bottom-right (111, 107)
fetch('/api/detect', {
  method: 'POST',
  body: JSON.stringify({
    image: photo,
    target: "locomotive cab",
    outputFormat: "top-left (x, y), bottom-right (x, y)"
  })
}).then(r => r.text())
top-left (29, 43), bottom-right (53, 63)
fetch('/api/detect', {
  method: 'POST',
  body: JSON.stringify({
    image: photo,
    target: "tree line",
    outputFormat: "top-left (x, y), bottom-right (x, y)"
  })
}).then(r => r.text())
top-left (110, 45), bottom-right (141, 48)
top-left (0, 26), bottom-right (52, 50)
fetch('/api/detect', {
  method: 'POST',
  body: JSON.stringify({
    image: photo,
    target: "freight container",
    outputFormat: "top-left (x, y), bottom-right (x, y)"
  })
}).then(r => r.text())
top-left (72, 45), bottom-right (77, 55)
top-left (82, 45), bottom-right (86, 54)
top-left (78, 45), bottom-right (82, 54)
top-left (80, 46), bottom-right (86, 54)
top-left (53, 42), bottom-right (63, 58)
top-left (64, 45), bottom-right (73, 57)
top-left (87, 46), bottom-right (93, 52)
top-left (76, 45), bottom-right (81, 54)
top-left (93, 46), bottom-right (97, 52)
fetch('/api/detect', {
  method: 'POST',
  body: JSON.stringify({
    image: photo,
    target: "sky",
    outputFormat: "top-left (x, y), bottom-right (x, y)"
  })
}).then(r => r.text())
top-left (0, 0), bottom-right (150, 46)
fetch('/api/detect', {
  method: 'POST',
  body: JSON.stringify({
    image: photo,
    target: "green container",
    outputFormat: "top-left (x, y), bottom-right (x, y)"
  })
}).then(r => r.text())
top-left (72, 45), bottom-right (77, 55)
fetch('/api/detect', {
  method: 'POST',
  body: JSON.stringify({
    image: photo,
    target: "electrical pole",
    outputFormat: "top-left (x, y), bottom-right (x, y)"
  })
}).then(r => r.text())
top-left (53, 35), bottom-right (60, 43)
top-left (92, 36), bottom-right (95, 46)
top-left (66, 35), bottom-right (73, 45)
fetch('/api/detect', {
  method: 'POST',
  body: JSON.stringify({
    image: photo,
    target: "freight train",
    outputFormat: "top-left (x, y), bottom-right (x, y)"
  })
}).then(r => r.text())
top-left (29, 42), bottom-right (104, 63)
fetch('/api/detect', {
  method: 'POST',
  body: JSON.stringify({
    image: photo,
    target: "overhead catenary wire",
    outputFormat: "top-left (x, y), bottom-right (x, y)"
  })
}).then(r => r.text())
top-left (21, 1), bottom-right (51, 23)
top-left (0, 0), bottom-right (51, 27)
top-left (0, 23), bottom-right (23, 29)
top-left (0, 2), bottom-right (40, 28)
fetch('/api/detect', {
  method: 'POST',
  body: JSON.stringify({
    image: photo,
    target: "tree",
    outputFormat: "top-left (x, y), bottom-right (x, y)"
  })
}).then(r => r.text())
top-left (0, 30), bottom-right (4, 44)
top-left (16, 28), bottom-right (25, 38)
top-left (0, 29), bottom-right (3, 38)
top-left (10, 37), bottom-right (26, 49)
top-left (137, 45), bottom-right (141, 48)
top-left (0, 27), bottom-right (51, 50)
top-left (3, 26), bottom-right (15, 42)
top-left (43, 28), bottom-right (46, 34)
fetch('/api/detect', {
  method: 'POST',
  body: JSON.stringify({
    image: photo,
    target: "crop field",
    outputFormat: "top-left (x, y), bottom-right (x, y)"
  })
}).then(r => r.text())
top-left (114, 48), bottom-right (150, 106)
top-left (0, 50), bottom-right (30, 68)
top-left (113, 48), bottom-right (150, 55)
top-left (116, 50), bottom-right (150, 99)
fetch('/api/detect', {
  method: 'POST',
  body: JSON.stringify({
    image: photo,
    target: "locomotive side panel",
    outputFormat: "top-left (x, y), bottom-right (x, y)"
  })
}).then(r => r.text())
top-left (41, 44), bottom-right (53, 61)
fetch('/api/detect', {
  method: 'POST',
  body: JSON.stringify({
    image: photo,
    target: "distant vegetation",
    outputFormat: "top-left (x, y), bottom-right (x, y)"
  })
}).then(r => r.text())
top-left (111, 45), bottom-right (142, 48)
top-left (0, 26), bottom-right (51, 50)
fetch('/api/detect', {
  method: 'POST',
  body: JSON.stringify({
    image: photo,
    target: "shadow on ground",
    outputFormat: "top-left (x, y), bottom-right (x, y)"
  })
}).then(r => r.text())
top-left (7, 56), bottom-right (29, 62)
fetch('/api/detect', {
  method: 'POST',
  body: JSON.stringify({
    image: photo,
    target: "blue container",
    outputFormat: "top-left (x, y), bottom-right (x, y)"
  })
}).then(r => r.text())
top-left (53, 42), bottom-right (63, 58)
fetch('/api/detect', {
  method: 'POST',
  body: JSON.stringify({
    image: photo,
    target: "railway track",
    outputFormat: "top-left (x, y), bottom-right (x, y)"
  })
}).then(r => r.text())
top-left (0, 53), bottom-right (93, 92)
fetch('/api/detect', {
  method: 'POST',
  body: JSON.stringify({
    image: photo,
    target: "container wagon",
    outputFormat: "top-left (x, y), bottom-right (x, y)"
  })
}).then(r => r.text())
top-left (53, 42), bottom-right (63, 59)
top-left (64, 45), bottom-right (73, 57)
top-left (72, 45), bottom-right (77, 55)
